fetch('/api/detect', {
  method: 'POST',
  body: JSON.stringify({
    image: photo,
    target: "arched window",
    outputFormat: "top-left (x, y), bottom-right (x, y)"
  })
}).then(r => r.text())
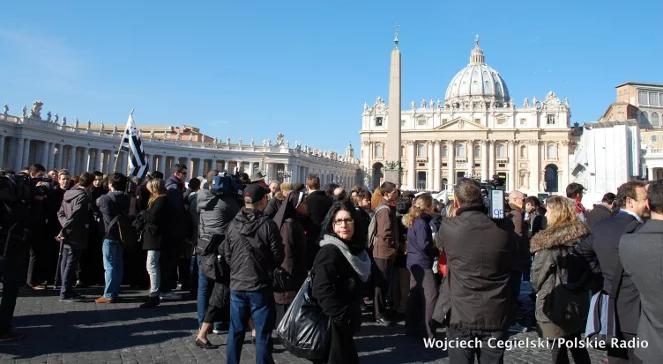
top-left (547, 143), bottom-right (558, 160)
top-left (473, 144), bottom-right (481, 159)
top-left (520, 145), bottom-right (527, 159)
top-left (374, 144), bottom-right (384, 159)
top-left (652, 112), bottom-right (660, 128)
top-left (496, 143), bottom-right (506, 159)
top-left (441, 145), bottom-right (448, 158)
top-left (417, 142), bottom-right (426, 157)
top-left (455, 143), bottom-right (466, 158)
top-left (640, 111), bottom-right (649, 125)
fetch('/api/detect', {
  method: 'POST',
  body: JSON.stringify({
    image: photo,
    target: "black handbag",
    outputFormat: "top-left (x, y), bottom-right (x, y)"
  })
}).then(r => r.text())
top-left (276, 274), bottom-right (331, 361)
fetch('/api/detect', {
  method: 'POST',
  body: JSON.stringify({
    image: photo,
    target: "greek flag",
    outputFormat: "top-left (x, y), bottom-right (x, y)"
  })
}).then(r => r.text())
top-left (120, 111), bottom-right (148, 178)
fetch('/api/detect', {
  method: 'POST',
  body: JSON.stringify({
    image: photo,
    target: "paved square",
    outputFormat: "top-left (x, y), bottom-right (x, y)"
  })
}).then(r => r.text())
top-left (0, 287), bottom-right (606, 363)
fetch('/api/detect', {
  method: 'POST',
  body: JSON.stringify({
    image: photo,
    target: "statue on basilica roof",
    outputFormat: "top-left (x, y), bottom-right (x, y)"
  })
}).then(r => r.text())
top-left (30, 100), bottom-right (43, 120)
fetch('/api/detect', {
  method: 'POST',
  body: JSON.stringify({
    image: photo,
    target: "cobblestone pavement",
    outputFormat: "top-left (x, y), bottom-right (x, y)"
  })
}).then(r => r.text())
top-left (0, 284), bottom-right (607, 363)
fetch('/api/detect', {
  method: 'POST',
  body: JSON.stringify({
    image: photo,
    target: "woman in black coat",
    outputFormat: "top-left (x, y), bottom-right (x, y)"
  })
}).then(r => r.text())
top-left (312, 201), bottom-right (371, 364)
top-left (140, 178), bottom-right (168, 308)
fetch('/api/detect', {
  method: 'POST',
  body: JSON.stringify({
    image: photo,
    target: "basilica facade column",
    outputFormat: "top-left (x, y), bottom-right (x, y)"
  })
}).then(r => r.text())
top-left (407, 141), bottom-right (416, 190)
top-left (427, 142), bottom-right (434, 190)
top-left (508, 141), bottom-right (516, 191)
top-left (467, 140), bottom-right (474, 176)
top-left (488, 141), bottom-right (495, 179)
top-left (529, 140), bottom-right (540, 193)
top-left (433, 140), bottom-right (441, 191)
top-left (447, 140), bottom-right (455, 188)
top-left (481, 140), bottom-right (489, 181)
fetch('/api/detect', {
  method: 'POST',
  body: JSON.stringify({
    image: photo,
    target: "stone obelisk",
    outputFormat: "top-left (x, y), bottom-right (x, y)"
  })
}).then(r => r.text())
top-left (384, 27), bottom-right (402, 186)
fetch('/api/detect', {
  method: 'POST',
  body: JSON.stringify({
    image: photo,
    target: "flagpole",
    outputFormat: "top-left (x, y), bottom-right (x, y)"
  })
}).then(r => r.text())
top-left (113, 108), bottom-right (134, 173)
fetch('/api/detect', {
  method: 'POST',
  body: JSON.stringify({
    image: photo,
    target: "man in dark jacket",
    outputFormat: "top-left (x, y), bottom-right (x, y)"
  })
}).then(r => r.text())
top-left (619, 180), bottom-right (663, 363)
top-left (575, 181), bottom-right (647, 364)
top-left (303, 174), bottom-right (332, 269)
top-left (372, 182), bottom-right (400, 325)
top-left (587, 192), bottom-right (617, 228)
top-left (195, 171), bottom-right (240, 330)
top-left (56, 172), bottom-right (93, 301)
top-left (95, 173), bottom-right (129, 303)
top-left (435, 178), bottom-right (515, 363)
top-left (223, 183), bottom-right (284, 364)
top-left (162, 164), bottom-right (189, 298)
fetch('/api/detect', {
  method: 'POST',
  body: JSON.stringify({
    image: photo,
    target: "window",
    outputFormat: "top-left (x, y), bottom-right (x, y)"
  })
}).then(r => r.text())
top-left (455, 143), bottom-right (466, 158)
top-left (520, 145), bottom-right (527, 158)
top-left (651, 135), bottom-right (657, 143)
top-left (473, 144), bottom-right (480, 159)
top-left (417, 142), bottom-right (426, 158)
top-left (374, 144), bottom-right (383, 159)
top-left (416, 172), bottom-right (427, 190)
top-left (547, 143), bottom-right (558, 160)
top-left (641, 111), bottom-right (649, 124)
top-left (546, 114), bottom-right (556, 125)
top-left (653, 113), bottom-right (660, 128)
top-left (441, 145), bottom-right (448, 158)
top-left (650, 92), bottom-right (659, 106)
top-left (639, 90), bottom-right (648, 105)
top-left (401, 119), bottom-right (406, 126)
top-left (496, 143), bottom-right (506, 159)
top-left (474, 118), bottom-right (481, 125)
top-left (520, 118), bottom-right (527, 125)
top-left (660, 93), bottom-right (663, 107)
top-left (441, 119), bottom-right (448, 124)
top-left (417, 116), bottom-right (427, 126)
top-left (375, 117), bottom-right (383, 127)
top-left (496, 117), bottom-right (505, 125)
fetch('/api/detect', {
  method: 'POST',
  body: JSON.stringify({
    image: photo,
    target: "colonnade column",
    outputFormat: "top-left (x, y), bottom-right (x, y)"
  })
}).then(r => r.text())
top-left (196, 158), bottom-right (204, 178)
top-left (158, 155), bottom-right (166, 173)
top-left (47, 143), bottom-right (55, 169)
top-left (447, 140), bottom-right (455, 188)
top-left (68, 146), bottom-right (77, 174)
top-left (56, 144), bottom-right (64, 170)
top-left (14, 138), bottom-right (25, 171)
top-left (41, 141), bottom-right (49, 167)
top-left (22, 139), bottom-right (31, 169)
top-left (0, 136), bottom-right (4, 168)
top-left (433, 141), bottom-right (441, 191)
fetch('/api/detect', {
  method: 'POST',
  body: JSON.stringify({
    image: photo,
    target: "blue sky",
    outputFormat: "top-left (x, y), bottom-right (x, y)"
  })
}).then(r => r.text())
top-left (1, 1), bottom-right (662, 153)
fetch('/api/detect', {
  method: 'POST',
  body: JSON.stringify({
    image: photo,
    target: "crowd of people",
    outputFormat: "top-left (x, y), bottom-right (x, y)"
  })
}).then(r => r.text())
top-left (1, 162), bottom-right (662, 364)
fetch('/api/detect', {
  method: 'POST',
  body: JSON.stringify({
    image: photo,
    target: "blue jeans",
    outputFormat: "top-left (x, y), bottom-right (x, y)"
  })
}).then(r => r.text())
top-left (195, 255), bottom-right (222, 330)
top-left (60, 245), bottom-right (82, 298)
top-left (227, 288), bottom-right (275, 364)
top-left (102, 239), bottom-right (124, 299)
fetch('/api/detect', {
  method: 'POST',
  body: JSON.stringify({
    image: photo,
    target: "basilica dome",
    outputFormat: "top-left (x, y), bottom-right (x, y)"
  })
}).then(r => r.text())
top-left (444, 38), bottom-right (510, 107)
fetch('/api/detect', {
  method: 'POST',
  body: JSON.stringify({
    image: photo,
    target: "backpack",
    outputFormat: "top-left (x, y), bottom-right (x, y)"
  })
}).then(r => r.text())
top-left (366, 204), bottom-right (390, 249)
top-left (107, 213), bottom-right (138, 248)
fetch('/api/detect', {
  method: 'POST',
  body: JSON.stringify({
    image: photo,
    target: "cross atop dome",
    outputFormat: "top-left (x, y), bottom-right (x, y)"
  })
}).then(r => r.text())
top-left (470, 34), bottom-right (485, 65)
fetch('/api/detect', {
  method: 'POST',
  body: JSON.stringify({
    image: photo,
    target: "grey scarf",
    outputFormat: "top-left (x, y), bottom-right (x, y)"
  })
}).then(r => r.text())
top-left (319, 234), bottom-right (371, 282)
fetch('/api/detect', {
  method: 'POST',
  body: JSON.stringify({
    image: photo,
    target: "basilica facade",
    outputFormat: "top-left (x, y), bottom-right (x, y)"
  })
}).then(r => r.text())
top-left (360, 38), bottom-right (574, 196)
